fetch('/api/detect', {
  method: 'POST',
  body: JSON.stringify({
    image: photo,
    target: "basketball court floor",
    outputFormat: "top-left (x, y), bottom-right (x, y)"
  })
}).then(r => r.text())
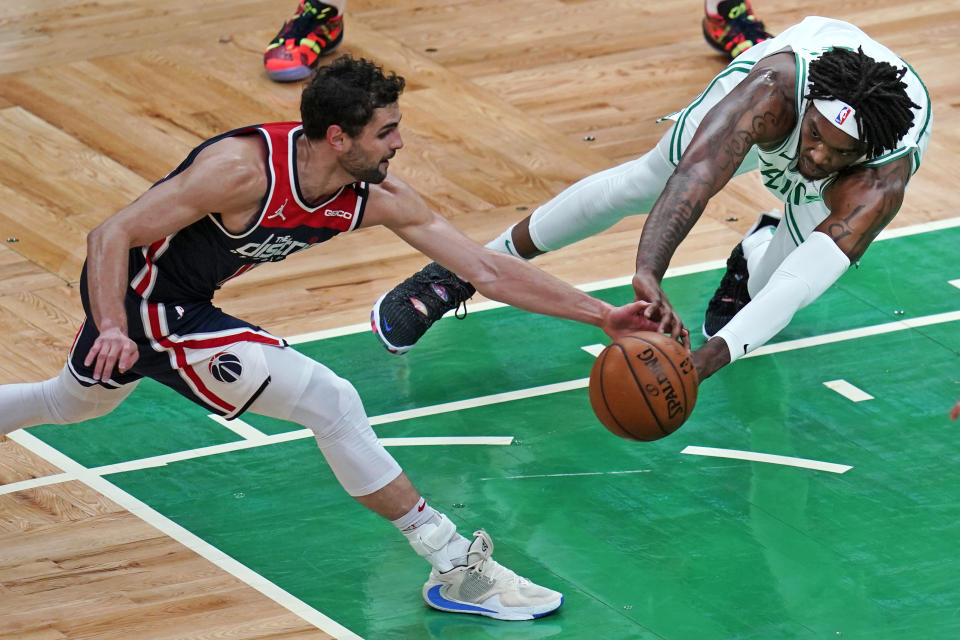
top-left (4, 221), bottom-right (958, 640)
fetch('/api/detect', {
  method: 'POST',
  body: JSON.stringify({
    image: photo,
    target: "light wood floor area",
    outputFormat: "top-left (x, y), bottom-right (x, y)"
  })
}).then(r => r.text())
top-left (0, 0), bottom-right (957, 637)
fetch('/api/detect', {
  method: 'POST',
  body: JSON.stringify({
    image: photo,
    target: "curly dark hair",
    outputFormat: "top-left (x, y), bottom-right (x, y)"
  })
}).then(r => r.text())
top-left (806, 47), bottom-right (920, 158)
top-left (300, 55), bottom-right (406, 139)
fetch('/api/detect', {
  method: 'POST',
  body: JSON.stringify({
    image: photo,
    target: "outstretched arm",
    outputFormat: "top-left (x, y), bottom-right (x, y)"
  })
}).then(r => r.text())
top-left (365, 177), bottom-right (659, 339)
top-left (633, 53), bottom-right (799, 337)
top-left (694, 156), bottom-right (913, 381)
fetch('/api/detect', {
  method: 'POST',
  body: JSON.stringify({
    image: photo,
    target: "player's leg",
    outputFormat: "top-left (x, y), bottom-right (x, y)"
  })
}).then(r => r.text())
top-left (264, 0), bottom-right (345, 82)
top-left (246, 345), bottom-right (563, 620)
top-left (372, 61), bottom-right (764, 355)
top-left (0, 365), bottom-right (137, 436)
top-left (500, 133), bottom-right (679, 257)
top-left (0, 318), bottom-right (141, 436)
top-left (370, 130), bottom-right (680, 355)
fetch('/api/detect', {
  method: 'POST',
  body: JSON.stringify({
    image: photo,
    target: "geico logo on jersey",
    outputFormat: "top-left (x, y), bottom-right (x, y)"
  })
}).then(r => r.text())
top-left (233, 233), bottom-right (308, 262)
top-left (324, 209), bottom-right (353, 219)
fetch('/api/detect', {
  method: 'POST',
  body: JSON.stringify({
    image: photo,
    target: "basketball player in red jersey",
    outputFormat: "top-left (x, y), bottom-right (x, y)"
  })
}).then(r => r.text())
top-left (0, 55), bottom-right (663, 621)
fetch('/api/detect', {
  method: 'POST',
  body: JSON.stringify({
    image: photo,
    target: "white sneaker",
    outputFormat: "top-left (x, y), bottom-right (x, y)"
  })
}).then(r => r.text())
top-left (422, 530), bottom-right (564, 621)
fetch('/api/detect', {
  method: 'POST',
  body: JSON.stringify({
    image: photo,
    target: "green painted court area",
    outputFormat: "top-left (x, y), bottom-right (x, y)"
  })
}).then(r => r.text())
top-left (24, 225), bottom-right (960, 639)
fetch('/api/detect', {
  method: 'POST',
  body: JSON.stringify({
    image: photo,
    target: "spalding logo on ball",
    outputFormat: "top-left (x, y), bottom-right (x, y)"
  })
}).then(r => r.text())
top-left (209, 351), bottom-right (243, 383)
top-left (588, 331), bottom-right (699, 441)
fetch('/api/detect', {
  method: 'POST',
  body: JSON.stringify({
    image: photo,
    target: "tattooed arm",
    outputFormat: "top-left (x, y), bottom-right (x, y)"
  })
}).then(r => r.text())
top-left (818, 157), bottom-right (911, 260)
top-left (632, 52), bottom-right (799, 340)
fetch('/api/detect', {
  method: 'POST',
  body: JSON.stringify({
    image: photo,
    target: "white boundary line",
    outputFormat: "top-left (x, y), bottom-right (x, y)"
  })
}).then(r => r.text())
top-left (208, 413), bottom-right (268, 440)
top-left (743, 310), bottom-right (960, 358)
top-left (9, 307), bottom-right (957, 497)
top-left (681, 445), bottom-right (852, 474)
top-left (0, 434), bottom-right (515, 496)
top-left (287, 215), bottom-right (960, 344)
top-left (6, 429), bottom-right (364, 640)
top-left (481, 469), bottom-right (651, 481)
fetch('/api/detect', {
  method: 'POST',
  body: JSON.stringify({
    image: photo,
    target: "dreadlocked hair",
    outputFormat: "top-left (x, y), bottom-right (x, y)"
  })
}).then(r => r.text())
top-left (805, 47), bottom-right (920, 159)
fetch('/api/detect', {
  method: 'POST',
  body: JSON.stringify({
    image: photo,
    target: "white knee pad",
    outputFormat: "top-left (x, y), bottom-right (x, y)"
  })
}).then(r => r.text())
top-left (249, 346), bottom-right (402, 497)
top-left (0, 366), bottom-right (135, 434)
top-left (526, 132), bottom-right (676, 252)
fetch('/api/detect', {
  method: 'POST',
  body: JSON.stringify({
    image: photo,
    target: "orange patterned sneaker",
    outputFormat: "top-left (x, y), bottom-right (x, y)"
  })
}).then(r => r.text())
top-left (702, 0), bottom-right (772, 59)
top-left (264, 1), bottom-right (344, 82)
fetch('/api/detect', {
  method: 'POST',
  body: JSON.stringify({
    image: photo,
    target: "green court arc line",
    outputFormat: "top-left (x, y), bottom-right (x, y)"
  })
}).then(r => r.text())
top-left (680, 446), bottom-right (852, 473)
top-left (5, 429), bottom-right (365, 640)
top-left (287, 216), bottom-right (960, 345)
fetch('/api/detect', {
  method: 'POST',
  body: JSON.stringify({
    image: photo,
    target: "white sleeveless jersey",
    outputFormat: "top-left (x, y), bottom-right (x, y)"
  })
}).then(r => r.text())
top-left (739, 16), bottom-right (932, 207)
top-left (668, 17), bottom-right (932, 209)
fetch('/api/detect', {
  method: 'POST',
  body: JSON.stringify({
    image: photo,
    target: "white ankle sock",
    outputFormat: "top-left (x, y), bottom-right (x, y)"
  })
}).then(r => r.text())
top-left (484, 224), bottom-right (523, 257)
top-left (392, 497), bottom-right (439, 532)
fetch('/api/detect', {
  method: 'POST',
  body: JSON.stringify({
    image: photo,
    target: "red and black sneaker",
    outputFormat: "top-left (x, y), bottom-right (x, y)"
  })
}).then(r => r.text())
top-left (702, 0), bottom-right (772, 60)
top-left (264, 1), bottom-right (344, 82)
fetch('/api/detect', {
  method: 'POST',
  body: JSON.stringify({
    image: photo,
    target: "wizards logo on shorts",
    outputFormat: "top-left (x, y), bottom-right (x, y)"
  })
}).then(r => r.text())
top-left (209, 351), bottom-right (243, 383)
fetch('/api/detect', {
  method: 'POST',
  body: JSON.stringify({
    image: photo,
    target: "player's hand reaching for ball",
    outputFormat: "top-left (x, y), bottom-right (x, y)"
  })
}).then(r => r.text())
top-left (84, 326), bottom-right (139, 381)
top-left (601, 300), bottom-right (680, 344)
top-left (631, 269), bottom-right (688, 347)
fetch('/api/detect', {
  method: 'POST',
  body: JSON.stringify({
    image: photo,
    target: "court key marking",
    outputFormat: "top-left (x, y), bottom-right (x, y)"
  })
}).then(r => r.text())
top-left (823, 379), bottom-right (874, 402)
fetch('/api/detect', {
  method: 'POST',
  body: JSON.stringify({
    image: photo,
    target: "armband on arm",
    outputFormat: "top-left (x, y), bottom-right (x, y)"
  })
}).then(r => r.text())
top-left (714, 231), bottom-right (850, 362)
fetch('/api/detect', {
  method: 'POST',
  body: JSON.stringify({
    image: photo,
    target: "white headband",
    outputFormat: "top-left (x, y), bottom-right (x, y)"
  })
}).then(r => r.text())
top-left (813, 99), bottom-right (860, 140)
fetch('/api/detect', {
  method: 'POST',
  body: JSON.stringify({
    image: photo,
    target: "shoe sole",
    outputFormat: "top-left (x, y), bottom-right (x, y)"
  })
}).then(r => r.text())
top-left (423, 584), bottom-right (563, 621)
top-left (266, 66), bottom-right (314, 82)
top-left (370, 293), bottom-right (410, 355)
top-left (265, 39), bottom-right (343, 83)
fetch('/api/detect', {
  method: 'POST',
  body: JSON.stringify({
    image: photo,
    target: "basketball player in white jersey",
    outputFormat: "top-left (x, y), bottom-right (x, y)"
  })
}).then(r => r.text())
top-left (0, 56), bottom-right (664, 621)
top-left (373, 17), bottom-right (931, 385)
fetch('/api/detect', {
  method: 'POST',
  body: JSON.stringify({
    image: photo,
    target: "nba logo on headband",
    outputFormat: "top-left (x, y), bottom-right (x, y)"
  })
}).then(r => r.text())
top-left (835, 106), bottom-right (851, 126)
top-left (813, 99), bottom-right (860, 140)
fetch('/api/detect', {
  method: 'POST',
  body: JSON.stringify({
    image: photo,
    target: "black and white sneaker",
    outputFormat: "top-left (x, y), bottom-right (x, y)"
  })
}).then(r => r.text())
top-left (702, 211), bottom-right (780, 339)
top-left (371, 262), bottom-right (476, 354)
top-left (703, 243), bottom-right (750, 339)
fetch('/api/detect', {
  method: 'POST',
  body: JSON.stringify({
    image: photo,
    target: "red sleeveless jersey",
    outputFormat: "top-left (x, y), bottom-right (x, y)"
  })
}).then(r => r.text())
top-left (127, 122), bottom-right (369, 302)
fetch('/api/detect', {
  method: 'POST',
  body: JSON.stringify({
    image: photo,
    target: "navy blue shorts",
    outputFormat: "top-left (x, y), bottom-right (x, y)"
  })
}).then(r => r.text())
top-left (70, 285), bottom-right (286, 418)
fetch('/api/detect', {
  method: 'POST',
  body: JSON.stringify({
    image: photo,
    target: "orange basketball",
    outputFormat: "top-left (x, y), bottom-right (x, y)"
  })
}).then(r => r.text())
top-left (588, 332), bottom-right (699, 441)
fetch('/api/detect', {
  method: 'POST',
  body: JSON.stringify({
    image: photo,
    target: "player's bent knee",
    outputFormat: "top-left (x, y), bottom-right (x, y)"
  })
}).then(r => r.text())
top-left (306, 373), bottom-right (366, 443)
top-left (249, 350), bottom-right (402, 496)
top-left (299, 369), bottom-right (401, 496)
